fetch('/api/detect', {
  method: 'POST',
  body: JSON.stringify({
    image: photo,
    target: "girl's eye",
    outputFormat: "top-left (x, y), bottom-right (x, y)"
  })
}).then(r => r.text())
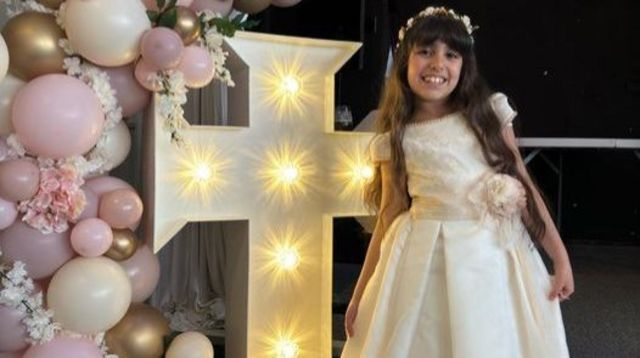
top-left (446, 51), bottom-right (460, 59)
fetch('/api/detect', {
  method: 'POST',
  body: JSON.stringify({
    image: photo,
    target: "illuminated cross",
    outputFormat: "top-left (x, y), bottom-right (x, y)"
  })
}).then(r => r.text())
top-left (144, 31), bottom-right (371, 357)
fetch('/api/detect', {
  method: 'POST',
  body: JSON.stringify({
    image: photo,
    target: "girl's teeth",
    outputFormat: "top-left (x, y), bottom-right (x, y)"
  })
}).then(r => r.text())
top-left (423, 76), bottom-right (445, 84)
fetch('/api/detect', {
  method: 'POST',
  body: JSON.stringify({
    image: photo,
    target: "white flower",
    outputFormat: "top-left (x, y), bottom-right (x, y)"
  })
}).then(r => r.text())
top-left (469, 173), bottom-right (526, 219)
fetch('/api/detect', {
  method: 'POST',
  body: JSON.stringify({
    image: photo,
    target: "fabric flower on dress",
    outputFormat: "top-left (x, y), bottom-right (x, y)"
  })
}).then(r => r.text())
top-left (469, 172), bottom-right (526, 220)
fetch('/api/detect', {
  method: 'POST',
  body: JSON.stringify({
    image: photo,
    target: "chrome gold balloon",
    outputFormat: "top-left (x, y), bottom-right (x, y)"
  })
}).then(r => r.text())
top-left (174, 6), bottom-right (202, 46)
top-left (36, 0), bottom-right (66, 10)
top-left (104, 228), bottom-right (138, 261)
top-left (1, 12), bottom-right (66, 81)
top-left (105, 303), bottom-right (171, 358)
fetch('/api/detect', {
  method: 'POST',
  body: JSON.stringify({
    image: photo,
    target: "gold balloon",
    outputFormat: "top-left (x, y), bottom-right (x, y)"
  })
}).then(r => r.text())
top-left (174, 7), bottom-right (202, 46)
top-left (1, 12), bottom-right (66, 81)
top-left (36, 0), bottom-right (65, 10)
top-left (104, 229), bottom-right (139, 261)
top-left (233, 0), bottom-right (271, 14)
top-left (105, 303), bottom-right (170, 358)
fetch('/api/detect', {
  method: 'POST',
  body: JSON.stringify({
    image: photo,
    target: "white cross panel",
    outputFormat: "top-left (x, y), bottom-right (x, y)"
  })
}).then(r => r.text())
top-left (144, 31), bottom-right (371, 357)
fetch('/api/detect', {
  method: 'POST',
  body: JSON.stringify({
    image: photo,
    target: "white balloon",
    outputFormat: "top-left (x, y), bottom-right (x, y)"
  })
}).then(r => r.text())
top-left (64, 0), bottom-right (151, 66)
top-left (0, 34), bottom-right (8, 83)
top-left (47, 257), bottom-right (132, 335)
top-left (99, 121), bottom-right (132, 171)
top-left (166, 332), bottom-right (214, 358)
top-left (0, 74), bottom-right (25, 135)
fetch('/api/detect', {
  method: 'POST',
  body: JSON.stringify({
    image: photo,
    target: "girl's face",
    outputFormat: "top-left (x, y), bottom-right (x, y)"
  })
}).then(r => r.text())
top-left (406, 40), bottom-right (463, 108)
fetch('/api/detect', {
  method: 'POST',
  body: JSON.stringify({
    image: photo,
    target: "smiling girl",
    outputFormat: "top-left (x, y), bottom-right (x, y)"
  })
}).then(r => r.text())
top-left (341, 7), bottom-right (573, 358)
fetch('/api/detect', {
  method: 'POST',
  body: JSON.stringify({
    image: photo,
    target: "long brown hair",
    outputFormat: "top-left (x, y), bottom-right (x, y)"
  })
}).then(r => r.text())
top-left (364, 12), bottom-right (547, 241)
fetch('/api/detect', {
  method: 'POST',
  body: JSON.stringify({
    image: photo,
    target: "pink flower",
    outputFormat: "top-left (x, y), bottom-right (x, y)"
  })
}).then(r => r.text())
top-left (18, 160), bottom-right (86, 234)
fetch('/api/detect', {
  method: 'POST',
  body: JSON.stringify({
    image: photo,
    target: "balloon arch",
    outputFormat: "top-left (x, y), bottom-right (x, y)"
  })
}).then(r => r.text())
top-left (0, 0), bottom-right (301, 356)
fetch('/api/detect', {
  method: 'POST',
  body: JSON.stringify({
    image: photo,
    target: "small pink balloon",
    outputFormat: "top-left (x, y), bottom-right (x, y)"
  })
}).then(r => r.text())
top-left (177, 45), bottom-right (214, 88)
top-left (142, 0), bottom-right (194, 10)
top-left (23, 336), bottom-right (102, 358)
top-left (134, 59), bottom-right (163, 92)
top-left (0, 196), bottom-right (18, 229)
top-left (98, 188), bottom-right (143, 229)
top-left (119, 245), bottom-right (160, 302)
top-left (0, 305), bottom-right (28, 352)
top-left (0, 159), bottom-right (40, 201)
top-left (85, 176), bottom-right (133, 198)
top-left (141, 27), bottom-right (184, 70)
top-left (271, 0), bottom-right (302, 7)
top-left (190, 0), bottom-right (233, 16)
top-left (11, 74), bottom-right (105, 158)
top-left (70, 218), bottom-right (114, 257)
top-left (73, 186), bottom-right (99, 222)
top-left (0, 221), bottom-right (74, 279)
top-left (102, 64), bottom-right (151, 117)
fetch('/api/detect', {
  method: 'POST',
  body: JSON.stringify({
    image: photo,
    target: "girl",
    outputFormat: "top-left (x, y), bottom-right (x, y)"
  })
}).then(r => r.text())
top-left (341, 7), bottom-right (573, 358)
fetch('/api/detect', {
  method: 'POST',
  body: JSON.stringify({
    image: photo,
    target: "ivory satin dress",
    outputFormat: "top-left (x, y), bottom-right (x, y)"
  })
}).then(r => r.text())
top-left (341, 94), bottom-right (570, 358)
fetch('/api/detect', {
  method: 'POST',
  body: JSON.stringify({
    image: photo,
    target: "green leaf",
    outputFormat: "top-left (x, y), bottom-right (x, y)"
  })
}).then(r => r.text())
top-left (156, 0), bottom-right (166, 10)
top-left (146, 10), bottom-right (159, 23)
top-left (158, 8), bottom-right (178, 28)
top-left (167, 0), bottom-right (178, 9)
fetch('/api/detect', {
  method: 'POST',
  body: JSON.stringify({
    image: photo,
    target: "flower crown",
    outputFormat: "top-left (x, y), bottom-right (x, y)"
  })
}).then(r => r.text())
top-left (397, 7), bottom-right (477, 45)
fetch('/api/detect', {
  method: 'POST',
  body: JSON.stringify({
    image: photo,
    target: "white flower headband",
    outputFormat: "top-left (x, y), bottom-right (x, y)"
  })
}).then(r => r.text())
top-left (397, 6), bottom-right (477, 45)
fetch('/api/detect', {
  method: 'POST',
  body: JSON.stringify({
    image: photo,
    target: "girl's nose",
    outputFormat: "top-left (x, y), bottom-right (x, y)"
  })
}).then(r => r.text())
top-left (428, 53), bottom-right (445, 70)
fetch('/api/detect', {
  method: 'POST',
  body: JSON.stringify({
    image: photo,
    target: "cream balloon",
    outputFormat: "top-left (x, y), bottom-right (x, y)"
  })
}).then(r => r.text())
top-left (0, 74), bottom-right (24, 135)
top-left (98, 121), bottom-right (132, 172)
top-left (0, 34), bottom-right (8, 82)
top-left (47, 257), bottom-right (132, 334)
top-left (166, 332), bottom-right (214, 358)
top-left (64, 0), bottom-right (151, 66)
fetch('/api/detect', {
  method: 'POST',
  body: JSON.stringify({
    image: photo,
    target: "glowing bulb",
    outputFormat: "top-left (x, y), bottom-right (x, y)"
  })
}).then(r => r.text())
top-left (276, 339), bottom-right (299, 358)
top-left (355, 165), bottom-right (374, 181)
top-left (193, 163), bottom-right (212, 182)
top-left (279, 165), bottom-right (299, 184)
top-left (276, 248), bottom-right (299, 270)
top-left (281, 75), bottom-right (300, 94)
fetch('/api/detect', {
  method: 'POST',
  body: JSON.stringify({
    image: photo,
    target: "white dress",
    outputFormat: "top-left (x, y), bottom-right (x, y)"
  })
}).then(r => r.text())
top-left (341, 94), bottom-right (570, 358)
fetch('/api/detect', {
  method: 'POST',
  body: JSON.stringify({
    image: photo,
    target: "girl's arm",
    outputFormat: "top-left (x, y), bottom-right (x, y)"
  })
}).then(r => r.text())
top-left (502, 126), bottom-right (575, 301)
top-left (345, 161), bottom-right (405, 337)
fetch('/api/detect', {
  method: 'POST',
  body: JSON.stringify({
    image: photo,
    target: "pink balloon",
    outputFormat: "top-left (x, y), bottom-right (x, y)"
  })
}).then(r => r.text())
top-left (11, 74), bottom-right (105, 159)
top-left (73, 186), bottom-right (99, 222)
top-left (119, 245), bottom-right (160, 302)
top-left (0, 196), bottom-right (18, 229)
top-left (271, 0), bottom-right (302, 7)
top-left (0, 305), bottom-right (28, 352)
top-left (190, 0), bottom-right (233, 16)
top-left (23, 336), bottom-right (102, 358)
top-left (134, 59), bottom-right (163, 92)
top-left (142, 0), bottom-right (194, 10)
top-left (70, 218), bottom-right (113, 257)
top-left (141, 28), bottom-right (184, 70)
top-left (0, 221), bottom-right (74, 279)
top-left (0, 159), bottom-right (40, 202)
top-left (84, 176), bottom-right (133, 198)
top-left (177, 45), bottom-right (214, 88)
top-left (98, 188), bottom-right (143, 229)
top-left (102, 64), bottom-right (151, 117)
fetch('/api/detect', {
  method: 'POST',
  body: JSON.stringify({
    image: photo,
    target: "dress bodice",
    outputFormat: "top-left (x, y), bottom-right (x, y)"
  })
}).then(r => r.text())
top-left (369, 93), bottom-right (517, 219)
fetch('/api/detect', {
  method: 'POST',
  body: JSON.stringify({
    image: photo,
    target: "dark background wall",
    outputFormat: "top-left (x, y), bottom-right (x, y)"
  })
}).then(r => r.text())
top-left (253, 0), bottom-right (640, 245)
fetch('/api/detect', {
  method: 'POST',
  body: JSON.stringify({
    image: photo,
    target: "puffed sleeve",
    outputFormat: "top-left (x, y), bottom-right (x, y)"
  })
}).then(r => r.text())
top-left (369, 132), bottom-right (391, 163)
top-left (490, 92), bottom-right (518, 128)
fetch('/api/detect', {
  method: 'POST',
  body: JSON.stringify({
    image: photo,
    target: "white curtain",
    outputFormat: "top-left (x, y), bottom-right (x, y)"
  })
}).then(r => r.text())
top-left (150, 82), bottom-right (229, 334)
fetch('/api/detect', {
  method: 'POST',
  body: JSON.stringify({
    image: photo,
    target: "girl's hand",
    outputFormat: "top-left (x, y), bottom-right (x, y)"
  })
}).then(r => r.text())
top-left (549, 260), bottom-right (574, 301)
top-left (344, 299), bottom-right (359, 338)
